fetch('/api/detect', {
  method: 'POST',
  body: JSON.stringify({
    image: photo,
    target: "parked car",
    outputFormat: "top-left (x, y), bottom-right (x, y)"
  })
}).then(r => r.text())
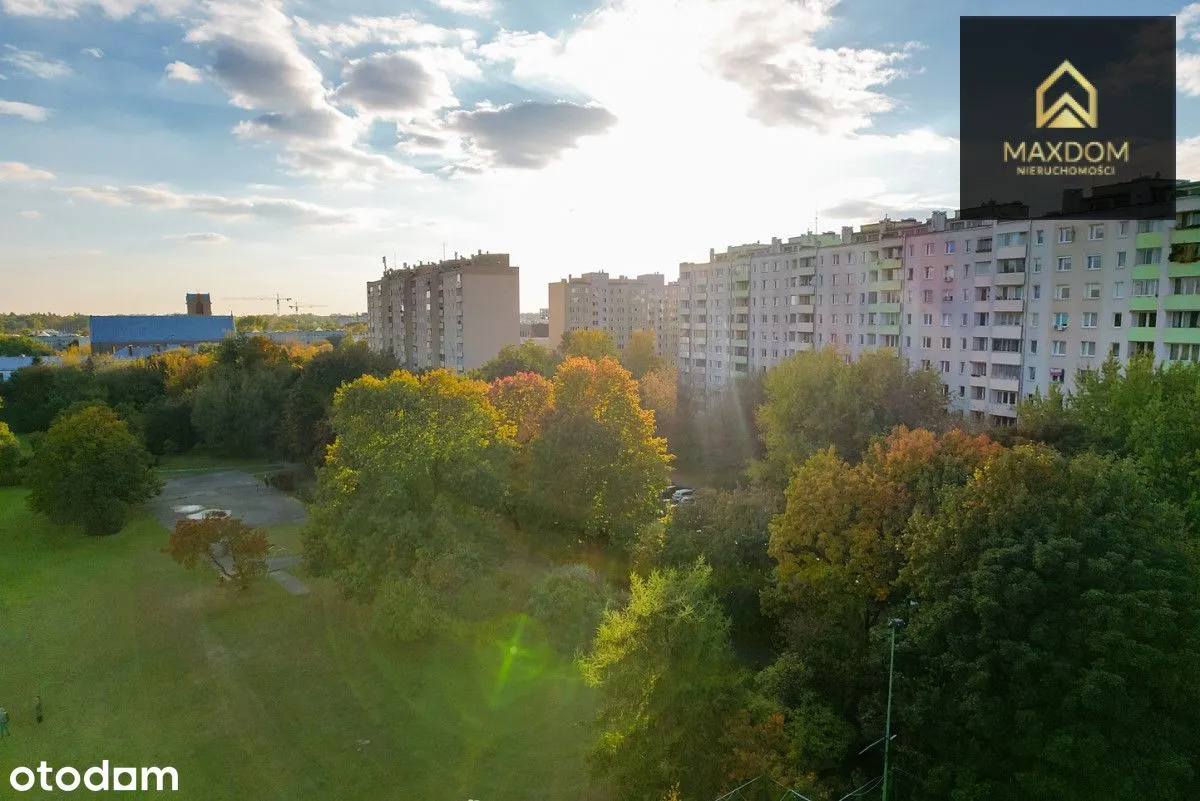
top-left (671, 487), bottom-right (694, 503)
top-left (186, 508), bottom-right (231, 521)
top-left (660, 484), bottom-right (681, 500)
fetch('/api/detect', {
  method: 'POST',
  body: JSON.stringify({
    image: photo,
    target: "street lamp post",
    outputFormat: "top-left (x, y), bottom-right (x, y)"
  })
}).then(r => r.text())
top-left (882, 617), bottom-right (905, 801)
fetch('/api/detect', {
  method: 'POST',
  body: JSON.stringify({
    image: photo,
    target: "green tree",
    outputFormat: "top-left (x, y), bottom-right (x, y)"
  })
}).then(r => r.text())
top-left (235, 315), bottom-right (271, 333)
top-left (0, 334), bottom-right (53, 357)
top-left (303, 370), bottom-right (514, 603)
top-left (527, 564), bottom-right (615, 654)
top-left (581, 563), bottom-right (744, 801)
top-left (474, 341), bottom-right (561, 381)
top-left (561, 329), bottom-right (619, 361)
top-left (0, 364), bottom-right (104, 432)
top-left (621, 330), bottom-right (662, 379)
top-left (526, 357), bottom-right (671, 546)
top-left (898, 446), bottom-right (1200, 801)
top-left (191, 336), bottom-right (295, 456)
top-left (0, 418), bottom-right (20, 486)
top-left (637, 366), bottom-right (678, 441)
top-left (25, 403), bottom-right (162, 535)
top-left (756, 348), bottom-right (946, 480)
top-left (280, 340), bottom-right (397, 465)
top-left (166, 517), bottom-right (269, 589)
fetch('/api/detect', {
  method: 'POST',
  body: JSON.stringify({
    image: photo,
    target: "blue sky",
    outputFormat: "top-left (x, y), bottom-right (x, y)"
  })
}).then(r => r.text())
top-left (1, 0), bottom-right (1198, 315)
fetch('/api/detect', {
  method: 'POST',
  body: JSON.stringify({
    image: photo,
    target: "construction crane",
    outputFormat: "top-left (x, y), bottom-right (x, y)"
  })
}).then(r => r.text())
top-left (290, 301), bottom-right (328, 314)
top-left (228, 294), bottom-right (292, 315)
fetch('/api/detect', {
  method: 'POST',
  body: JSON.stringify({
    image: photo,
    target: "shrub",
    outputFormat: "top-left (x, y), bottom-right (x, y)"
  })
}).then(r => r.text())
top-left (0, 422), bottom-right (21, 486)
top-left (372, 575), bottom-right (444, 642)
top-left (528, 564), bottom-right (616, 654)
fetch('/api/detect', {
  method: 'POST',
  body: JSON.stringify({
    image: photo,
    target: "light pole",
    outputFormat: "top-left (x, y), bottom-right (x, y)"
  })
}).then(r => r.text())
top-left (882, 617), bottom-right (905, 801)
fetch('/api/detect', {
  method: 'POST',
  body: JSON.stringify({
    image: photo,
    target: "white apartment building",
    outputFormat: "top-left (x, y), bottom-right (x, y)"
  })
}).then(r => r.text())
top-left (548, 272), bottom-right (676, 354)
top-left (367, 251), bottom-right (520, 372)
top-left (675, 180), bottom-right (1200, 427)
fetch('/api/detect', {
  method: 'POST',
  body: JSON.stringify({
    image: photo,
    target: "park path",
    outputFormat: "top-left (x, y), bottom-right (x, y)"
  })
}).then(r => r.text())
top-left (209, 548), bottom-right (311, 595)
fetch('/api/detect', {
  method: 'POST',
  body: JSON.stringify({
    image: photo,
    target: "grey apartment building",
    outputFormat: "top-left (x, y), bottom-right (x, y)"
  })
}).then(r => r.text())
top-left (367, 251), bottom-right (520, 372)
top-left (676, 181), bottom-right (1200, 427)
top-left (548, 271), bottom-right (676, 354)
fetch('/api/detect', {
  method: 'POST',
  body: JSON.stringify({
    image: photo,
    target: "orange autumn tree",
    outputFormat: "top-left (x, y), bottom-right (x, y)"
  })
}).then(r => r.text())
top-left (167, 517), bottom-right (269, 589)
top-left (487, 372), bottom-right (554, 444)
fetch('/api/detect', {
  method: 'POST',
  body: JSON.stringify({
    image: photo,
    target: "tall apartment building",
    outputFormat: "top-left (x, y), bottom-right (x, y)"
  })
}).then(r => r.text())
top-left (675, 180), bottom-right (1200, 427)
top-left (548, 272), bottom-right (677, 354)
top-left (366, 251), bottom-right (519, 372)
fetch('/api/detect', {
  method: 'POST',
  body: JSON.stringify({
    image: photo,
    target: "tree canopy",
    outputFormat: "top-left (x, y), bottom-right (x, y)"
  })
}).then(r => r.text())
top-left (561, 329), bottom-right (619, 361)
top-left (474, 341), bottom-right (561, 381)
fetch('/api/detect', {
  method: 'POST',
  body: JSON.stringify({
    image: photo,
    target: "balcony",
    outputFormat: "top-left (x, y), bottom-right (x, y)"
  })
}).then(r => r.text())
top-left (870, 324), bottom-right (901, 336)
top-left (733, 304), bottom-right (749, 314)
top-left (1168, 262), bottom-right (1200, 279)
top-left (989, 350), bottom-right (1022, 366)
top-left (1165, 295), bottom-right (1200, 311)
top-left (987, 402), bottom-right (1018, 418)
top-left (1132, 264), bottom-right (1163, 281)
top-left (969, 398), bottom-right (989, 412)
top-left (973, 301), bottom-right (993, 313)
top-left (732, 337), bottom-right (749, 347)
top-left (869, 302), bottom-right (902, 314)
top-left (1129, 296), bottom-right (1159, 312)
top-left (995, 245), bottom-right (1027, 261)
top-left (1171, 227), bottom-right (1200, 245)
top-left (795, 322), bottom-right (815, 334)
top-left (878, 257), bottom-right (903, 268)
top-left (871, 279), bottom-right (903, 292)
top-left (969, 374), bottom-right (989, 387)
top-left (732, 355), bottom-right (748, 365)
top-left (1135, 231), bottom-right (1163, 249)
top-left (994, 271), bottom-right (1026, 286)
top-left (989, 377), bottom-right (1020, 393)
top-left (990, 325), bottom-right (1023, 340)
top-left (795, 303), bottom-right (815, 315)
top-left (1128, 326), bottom-right (1157, 341)
top-left (993, 299), bottom-right (1025, 313)
top-left (1162, 327), bottom-right (1200, 345)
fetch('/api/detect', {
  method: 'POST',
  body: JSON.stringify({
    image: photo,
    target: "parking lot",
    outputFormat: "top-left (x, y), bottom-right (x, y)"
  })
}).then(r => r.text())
top-left (149, 470), bottom-right (308, 531)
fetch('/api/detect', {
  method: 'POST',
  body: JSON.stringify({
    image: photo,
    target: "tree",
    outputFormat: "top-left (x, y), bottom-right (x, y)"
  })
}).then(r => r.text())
top-left (166, 517), bottom-right (269, 589)
top-left (525, 357), bottom-right (671, 546)
top-left (674, 372), bottom-right (766, 486)
top-left (561, 329), bottom-right (619, 361)
top-left (0, 419), bottom-right (19, 486)
top-left (637, 367), bottom-right (678, 441)
top-left (755, 348), bottom-right (946, 480)
top-left (25, 403), bottom-right (162, 535)
top-left (475, 341), bottom-right (561, 381)
top-left (581, 563), bottom-right (744, 801)
top-left (191, 336), bottom-right (295, 456)
top-left (0, 334), bottom-right (53, 357)
top-left (303, 369), bottom-right (514, 603)
top-left (235, 315), bottom-right (271, 333)
top-left (897, 446), bottom-right (1200, 801)
top-left (280, 340), bottom-right (397, 465)
top-left (621, 330), bottom-right (662, 379)
top-left (527, 564), bottom-right (615, 654)
top-left (0, 363), bottom-right (104, 432)
top-left (487, 372), bottom-right (554, 444)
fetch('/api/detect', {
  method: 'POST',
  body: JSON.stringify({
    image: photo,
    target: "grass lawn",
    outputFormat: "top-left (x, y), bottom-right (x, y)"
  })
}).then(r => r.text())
top-left (0, 488), bottom-right (606, 800)
top-left (155, 451), bottom-right (288, 480)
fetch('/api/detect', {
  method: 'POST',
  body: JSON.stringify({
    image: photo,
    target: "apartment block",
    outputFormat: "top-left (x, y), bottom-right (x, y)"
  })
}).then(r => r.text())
top-left (548, 272), bottom-right (676, 353)
top-left (674, 179), bottom-right (1200, 426)
top-left (367, 251), bottom-right (519, 372)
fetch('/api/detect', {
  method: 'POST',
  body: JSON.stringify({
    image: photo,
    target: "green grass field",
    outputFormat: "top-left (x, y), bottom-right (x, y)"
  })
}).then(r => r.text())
top-left (155, 451), bottom-right (287, 479)
top-left (0, 488), bottom-right (606, 800)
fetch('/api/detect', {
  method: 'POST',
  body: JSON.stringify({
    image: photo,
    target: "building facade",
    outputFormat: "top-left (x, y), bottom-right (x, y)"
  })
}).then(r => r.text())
top-left (675, 182), bottom-right (1200, 427)
top-left (548, 272), bottom-right (677, 354)
top-left (367, 251), bottom-right (520, 372)
top-left (89, 315), bottom-right (235, 356)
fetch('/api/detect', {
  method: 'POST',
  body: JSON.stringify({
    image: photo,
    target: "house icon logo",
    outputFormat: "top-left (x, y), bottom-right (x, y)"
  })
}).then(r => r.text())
top-left (1035, 60), bottom-right (1097, 129)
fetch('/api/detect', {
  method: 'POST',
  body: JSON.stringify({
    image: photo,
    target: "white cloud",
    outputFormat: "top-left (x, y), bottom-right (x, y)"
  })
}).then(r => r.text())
top-left (0, 0), bottom-right (188, 19)
top-left (165, 231), bottom-right (228, 243)
top-left (292, 15), bottom-right (473, 49)
top-left (64, 183), bottom-right (379, 227)
top-left (0, 99), bottom-right (49, 121)
top-left (0, 161), bottom-right (56, 181)
top-left (19, 210), bottom-right (42, 219)
top-left (429, 0), bottom-right (494, 18)
top-left (1, 45), bottom-right (72, 79)
top-left (1179, 136), bottom-right (1200, 180)
top-left (165, 60), bottom-right (203, 83)
top-left (82, 47), bottom-right (105, 59)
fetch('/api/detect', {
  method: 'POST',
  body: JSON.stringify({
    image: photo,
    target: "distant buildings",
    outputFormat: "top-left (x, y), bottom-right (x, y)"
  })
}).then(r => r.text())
top-left (29, 330), bottom-right (88, 350)
top-left (675, 179), bottom-right (1200, 427)
top-left (0, 355), bottom-right (59, 381)
top-left (367, 251), bottom-right (520, 372)
top-left (90, 293), bottom-right (234, 355)
top-left (520, 310), bottom-right (551, 349)
top-left (548, 272), bottom-right (676, 354)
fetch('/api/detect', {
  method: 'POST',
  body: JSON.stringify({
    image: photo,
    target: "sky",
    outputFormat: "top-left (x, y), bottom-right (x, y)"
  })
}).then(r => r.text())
top-left (2, 0), bottom-right (1200, 315)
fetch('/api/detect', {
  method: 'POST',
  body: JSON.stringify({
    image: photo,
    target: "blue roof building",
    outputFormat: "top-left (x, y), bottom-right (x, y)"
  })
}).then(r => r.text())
top-left (89, 314), bottom-right (235, 355)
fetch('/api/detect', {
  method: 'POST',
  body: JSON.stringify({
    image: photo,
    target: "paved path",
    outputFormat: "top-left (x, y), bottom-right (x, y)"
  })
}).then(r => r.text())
top-left (269, 571), bottom-right (311, 595)
top-left (209, 547), bottom-right (311, 596)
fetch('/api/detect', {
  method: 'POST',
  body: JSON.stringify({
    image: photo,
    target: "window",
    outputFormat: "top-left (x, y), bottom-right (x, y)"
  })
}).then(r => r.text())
top-left (1113, 281), bottom-right (1125, 299)
top-left (923, 313), bottom-right (934, 325)
top-left (1168, 310), bottom-right (1200, 329)
top-left (1029, 313), bottom-right (1039, 327)
top-left (1058, 226), bottom-right (1075, 244)
top-left (1054, 285), bottom-right (1070, 300)
top-left (941, 337), bottom-right (952, 349)
top-left (924, 243), bottom-right (935, 255)
top-left (1135, 248), bottom-right (1162, 265)
top-left (924, 266), bottom-right (933, 279)
top-left (1052, 340), bottom-right (1066, 356)
top-left (1111, 342), bottom-right (1121, 357)
top-left (1116, 251), bottom-right (1127, 268)
top-left (1032, 284), bottom-right (1042, 299)
top-left (961, 313), bottom-right (969, 326)
top-left (1088, 223), bottom-right (1105, 241)
top-left (1081, 341), bottom-right (1096, 357)
top-left (1173, 277), bottom-right (1200, 295)
top-left (944, 265), bottom-right (955, 280)
top-left (1029, 339), bottom-right (1038, 354)
top-left (1133, 311), bottom-right (1157, 328)
top-left (939, 360), bottom-right (951, 372)
top-left (1132, 279), bottom-right (1159, 297)
top-left (1053, 312), bottom-right (1069, 329)
top-left (921, 336), bottom-right (932, 349)
top-left (1032, 257), bottom-right (1043, 273)
top-left (1035, 229), bottom-right (1045, 245)
top-left (1082, 312), bottom-right (1098, 328)
top-left (832, 254), bottom-right (840, 265)
top-left (1117, 221), bottom-right (1130, 238)
top-left (941, 313), bottom-right (952, 327)
top-left (1086, 254), bottom-right (1102, 270)
top-left (1056, 256), bottom-right (1072, 272)
top-left (1085, 283), bottom-right (1101, 300)
top-left (923, 290), bottom-right (933, 303)
top-left (963, 289), bottom-right (972, 302)
top-left (1028, 366), bottom-right (1037, 380)
top-left (1113, 312), bottom-right (1123, 327)
top-left (1168, 342), bottom-right (1200, 362)
top-left (946, 241), bottom-right (956, 254)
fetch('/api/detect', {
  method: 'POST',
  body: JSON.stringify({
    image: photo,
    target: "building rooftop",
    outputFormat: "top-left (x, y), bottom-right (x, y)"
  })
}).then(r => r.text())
top-left (89, 314), bottom-right (234, 345)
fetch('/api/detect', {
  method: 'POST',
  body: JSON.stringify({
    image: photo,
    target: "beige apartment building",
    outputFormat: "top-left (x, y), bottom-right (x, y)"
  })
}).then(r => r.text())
top-left (675, 179), bottom-right (1200, 426)
top-left (548, 272), bottom-right (676, 354)
top-left (367, 251), bottom-right (519, 372)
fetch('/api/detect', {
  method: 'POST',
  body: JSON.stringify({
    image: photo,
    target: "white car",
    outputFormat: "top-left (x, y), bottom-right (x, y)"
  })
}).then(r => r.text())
top-left (671, 488), bottom-right (695, 503)
top-left (186, 508), bottom-right (231, 521)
